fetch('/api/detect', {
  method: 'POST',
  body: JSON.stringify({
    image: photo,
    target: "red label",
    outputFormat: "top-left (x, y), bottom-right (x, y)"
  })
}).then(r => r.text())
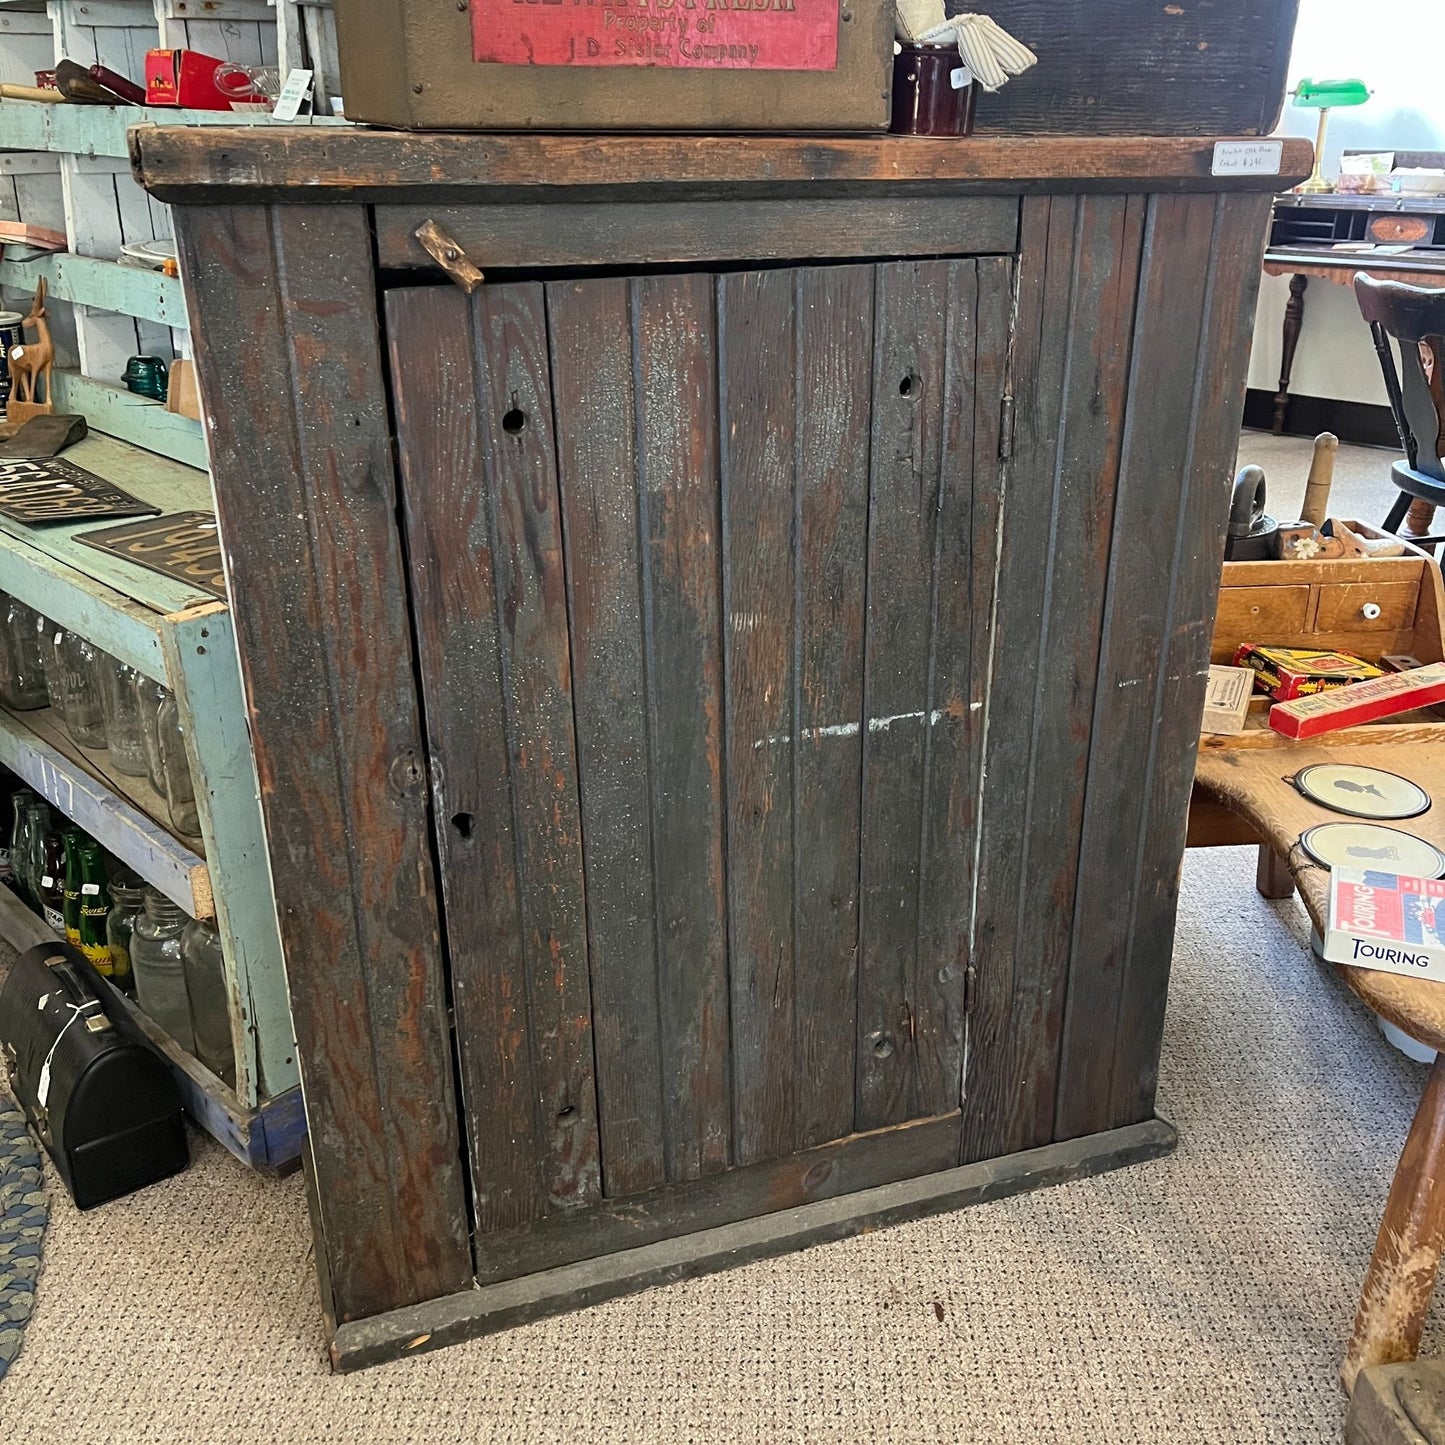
top-left (472, 0), bottom-right (840, 70)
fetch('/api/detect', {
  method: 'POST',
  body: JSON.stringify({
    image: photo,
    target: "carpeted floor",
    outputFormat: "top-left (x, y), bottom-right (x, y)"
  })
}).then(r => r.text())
top-left (0, 843), bottom-right (1437, 1443)
top-left (0, 432), bottom-right (1434, 1442)
top-left (0, 1092), bottom-right (45, 1380)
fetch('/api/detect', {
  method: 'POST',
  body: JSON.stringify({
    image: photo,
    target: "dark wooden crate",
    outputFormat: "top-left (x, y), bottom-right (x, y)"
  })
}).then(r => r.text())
top-left (331, 0), bottom-right (1297, 135)
top-left (963, 0), bottom-right (1301, 137)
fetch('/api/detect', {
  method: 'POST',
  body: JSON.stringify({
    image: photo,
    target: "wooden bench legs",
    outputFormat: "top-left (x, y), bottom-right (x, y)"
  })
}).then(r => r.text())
top-left (1254, 844), bottom-right (1294, 899)
top-left (1344, 1053), bottom-right (1445, 1394)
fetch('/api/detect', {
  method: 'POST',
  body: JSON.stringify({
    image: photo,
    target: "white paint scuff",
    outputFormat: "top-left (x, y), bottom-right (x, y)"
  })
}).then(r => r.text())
top-left (751, 706), bottom-right (976, 750)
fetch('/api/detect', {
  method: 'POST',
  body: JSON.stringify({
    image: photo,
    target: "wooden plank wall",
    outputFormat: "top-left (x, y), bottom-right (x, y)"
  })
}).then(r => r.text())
top-left (385, 260), bottom-right (1004, 1251)
top-left (1050, 191), bottom-right (1274, 1138)
top-left (178, 188), bottom-right (1270, 1324)
top-left (963, 193), bottom-right (1146, 1160)
top-left (174, 205), bottom-right (473, 1326)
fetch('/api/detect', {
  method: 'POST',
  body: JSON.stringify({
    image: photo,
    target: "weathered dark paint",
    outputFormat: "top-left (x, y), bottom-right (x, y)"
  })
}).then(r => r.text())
top-left (175, 206), bottom-right (472, 1322)
top-left (160, 136), bottom-right (1285, 1346)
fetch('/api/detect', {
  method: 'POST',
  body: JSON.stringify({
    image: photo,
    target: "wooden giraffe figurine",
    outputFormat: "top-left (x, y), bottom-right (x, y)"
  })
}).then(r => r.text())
top-left (7, 277), bottom-right (54, 421)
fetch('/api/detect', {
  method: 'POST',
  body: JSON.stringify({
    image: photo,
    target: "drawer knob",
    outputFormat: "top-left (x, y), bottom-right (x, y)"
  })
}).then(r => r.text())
top-left (1361, 602), bottom-right (1382, 620)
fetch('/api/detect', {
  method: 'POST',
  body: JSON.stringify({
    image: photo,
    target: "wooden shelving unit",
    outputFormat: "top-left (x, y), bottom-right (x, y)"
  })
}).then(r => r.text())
top-left (0, 703), bottom-right (210, 914)
top-left (0, 0), bottom-right (341, 1167)
top-left (0, 436), bottom-right (300, 1160)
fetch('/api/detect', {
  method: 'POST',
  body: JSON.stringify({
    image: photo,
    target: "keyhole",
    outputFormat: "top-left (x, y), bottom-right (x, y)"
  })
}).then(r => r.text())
top-left (899, 373), bottom-right (920, 400)
top-left (451, 811), bottom-right (474, 838)
top-left (502, 407), bottom-right (527, 435)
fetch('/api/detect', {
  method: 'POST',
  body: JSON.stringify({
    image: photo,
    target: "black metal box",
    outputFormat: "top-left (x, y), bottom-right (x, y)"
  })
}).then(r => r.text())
top-left (0, 943), bottom-right (187, 1209)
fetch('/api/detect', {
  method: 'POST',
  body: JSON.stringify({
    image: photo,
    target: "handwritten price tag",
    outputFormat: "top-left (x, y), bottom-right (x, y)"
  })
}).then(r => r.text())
top-left (1211, 140), bottom-right (1284, 177)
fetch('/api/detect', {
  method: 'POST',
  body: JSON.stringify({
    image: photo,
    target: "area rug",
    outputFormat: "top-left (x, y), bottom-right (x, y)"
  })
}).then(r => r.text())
top-left (0, 1088), bottom-right (46, 1379)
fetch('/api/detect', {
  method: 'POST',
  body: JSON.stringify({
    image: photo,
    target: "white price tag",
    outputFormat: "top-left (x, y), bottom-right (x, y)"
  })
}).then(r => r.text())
top-left (81, 882), bottom-right (101, 895)
top-left (950, 65), bottom-right (973, 90)
top-left (272, 67), bottom-right (313, 123)
top-left (1211, 140), bottom-right (1284, 177)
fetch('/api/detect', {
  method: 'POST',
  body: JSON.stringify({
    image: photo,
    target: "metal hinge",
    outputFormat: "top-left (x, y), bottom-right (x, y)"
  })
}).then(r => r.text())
top-left (415, 220), bottom-right (485, 295)
top-left (962, 964), bottom-right (979, 1015)
top-left (998, 394), bottom-right (1016, 460)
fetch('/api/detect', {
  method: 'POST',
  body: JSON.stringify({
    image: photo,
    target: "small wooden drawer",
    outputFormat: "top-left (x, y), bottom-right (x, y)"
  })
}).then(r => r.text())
top-left (1314, 580), bottom-right (1419, 633)
top-left (1212, 584), bottom-right (1310, 658)
top-left (1367, 214), bottom-right (1432, 245)
top-left (1205, 549), bottom-right (1445, 749)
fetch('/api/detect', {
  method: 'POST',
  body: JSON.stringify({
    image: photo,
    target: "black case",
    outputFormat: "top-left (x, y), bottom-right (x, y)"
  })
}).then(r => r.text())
top-left (0, 941), bottom-right (187, 1208)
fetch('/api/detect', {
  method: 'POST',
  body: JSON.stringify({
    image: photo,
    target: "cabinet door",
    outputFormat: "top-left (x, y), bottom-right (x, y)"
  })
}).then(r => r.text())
top-left (385, 257), bottom-right (1011, 1282)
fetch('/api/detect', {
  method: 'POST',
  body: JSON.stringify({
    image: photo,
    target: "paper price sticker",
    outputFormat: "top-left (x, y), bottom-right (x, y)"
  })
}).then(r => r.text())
top-left (272, 68), bottom-right (313, 123)
top-left (1211, 140), bottom-right (1284, 177)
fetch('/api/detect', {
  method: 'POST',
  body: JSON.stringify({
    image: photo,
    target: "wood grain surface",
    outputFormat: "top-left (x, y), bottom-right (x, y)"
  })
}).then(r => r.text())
top-left (964, 192), bottom-right (1145, 1162)
top-left (382, 254), bottom-right (1005, 1260)
top-left (373, 198), bottom-right (1021, 272)
top-left (132, 131), bottom-right (1314, 204)
top-left (1194, 741), bottom-right (1445, 1051)
top-left (173, 167), bottom-right (1280, 1329)
top-left (966, 0), bottom-right (1299, 140)
top-left (390, 282), bottom-right (604, 1241)
top-left (174, 205), bottom-right (472, 1323)
top-left (1104, 189), bottom-right (1276, 1128)
top-left (1055, 190), bottom-right (1273, 1138)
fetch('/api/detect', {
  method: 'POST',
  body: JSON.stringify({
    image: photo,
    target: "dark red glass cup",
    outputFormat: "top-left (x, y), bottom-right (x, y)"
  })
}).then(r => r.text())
top-left (891, 43), bottom-right (980, 137)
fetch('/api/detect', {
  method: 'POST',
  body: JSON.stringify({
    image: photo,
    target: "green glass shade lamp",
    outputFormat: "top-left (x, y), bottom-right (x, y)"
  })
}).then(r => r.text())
top-left (1291, 77), bottom-right (1371, 194)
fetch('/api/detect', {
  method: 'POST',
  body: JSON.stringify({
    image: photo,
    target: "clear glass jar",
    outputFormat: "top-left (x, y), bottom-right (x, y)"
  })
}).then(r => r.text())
top-left (105, 876), bottom-right (146, 998)
top-left (131, 672), bottom-right (170, 797)
top-left (157, 692), bottom-right (201, 838)
top-left (180, 916), bottom-right (234, 1087)
top-left (59, 632), bottom-right (107, 750)
top-left (129, 887), bottom-right (194, 1051)
top-left (98, 652), bottom-right (148, 777)
top-left (0, 595), bottom-right (50, 710)
top-left (34, 614), bottom-right (70, 715)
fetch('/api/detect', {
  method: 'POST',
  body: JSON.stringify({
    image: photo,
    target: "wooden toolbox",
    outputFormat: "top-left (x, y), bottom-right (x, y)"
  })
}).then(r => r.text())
top-left (331, 0), bottom-right (894, 131)
top-left (1204, 542), bottom-right (1445, 749)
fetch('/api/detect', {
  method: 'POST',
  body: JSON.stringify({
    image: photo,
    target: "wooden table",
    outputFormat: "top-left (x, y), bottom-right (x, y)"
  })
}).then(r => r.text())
top-left (134, 127), bottom-right (1308, 1370)
top-left (1195, 742), bottom-right (1445, 1393)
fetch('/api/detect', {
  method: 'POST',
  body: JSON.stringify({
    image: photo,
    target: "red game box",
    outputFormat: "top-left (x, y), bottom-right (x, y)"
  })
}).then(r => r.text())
top-left (1269, 662), bottom-right (1445, 739)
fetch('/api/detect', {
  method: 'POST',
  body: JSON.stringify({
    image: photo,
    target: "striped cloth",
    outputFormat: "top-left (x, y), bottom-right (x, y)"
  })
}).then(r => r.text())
top-left (895, 2), bottom-right (1038, 92)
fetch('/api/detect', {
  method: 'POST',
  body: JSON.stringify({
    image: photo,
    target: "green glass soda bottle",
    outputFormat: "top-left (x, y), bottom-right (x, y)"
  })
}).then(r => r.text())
top-left (61, 826), bottom-right (84, 946)
top-left (78, 837), bottom-right (115, 982)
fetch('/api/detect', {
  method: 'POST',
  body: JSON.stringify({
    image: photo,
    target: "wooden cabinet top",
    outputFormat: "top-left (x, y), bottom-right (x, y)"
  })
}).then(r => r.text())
top-left (130, 127), bottom-right (1312, 203)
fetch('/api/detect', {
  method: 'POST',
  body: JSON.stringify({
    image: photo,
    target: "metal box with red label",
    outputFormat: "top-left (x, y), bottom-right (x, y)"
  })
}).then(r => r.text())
top-left (330, 0), bottom-right (893, 131)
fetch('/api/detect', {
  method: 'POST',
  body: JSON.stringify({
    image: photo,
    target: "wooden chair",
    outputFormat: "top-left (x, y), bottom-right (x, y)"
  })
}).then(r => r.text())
top-left (1354, 273), bottom-right (1445, 547)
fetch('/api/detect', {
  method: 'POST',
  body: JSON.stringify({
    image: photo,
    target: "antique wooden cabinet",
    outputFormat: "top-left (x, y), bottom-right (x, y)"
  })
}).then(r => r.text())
top-left (132, 130), bottom-right (1310, 1369)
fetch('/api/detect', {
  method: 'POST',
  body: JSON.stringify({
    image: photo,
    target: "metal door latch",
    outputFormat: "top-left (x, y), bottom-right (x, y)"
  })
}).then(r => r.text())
top-left (415, 220), bottom-right (485, 294)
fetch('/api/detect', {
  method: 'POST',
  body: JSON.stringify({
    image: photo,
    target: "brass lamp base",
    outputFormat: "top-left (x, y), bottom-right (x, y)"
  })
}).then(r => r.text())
top-left (1297, 108), bottom-right (1333, 193)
